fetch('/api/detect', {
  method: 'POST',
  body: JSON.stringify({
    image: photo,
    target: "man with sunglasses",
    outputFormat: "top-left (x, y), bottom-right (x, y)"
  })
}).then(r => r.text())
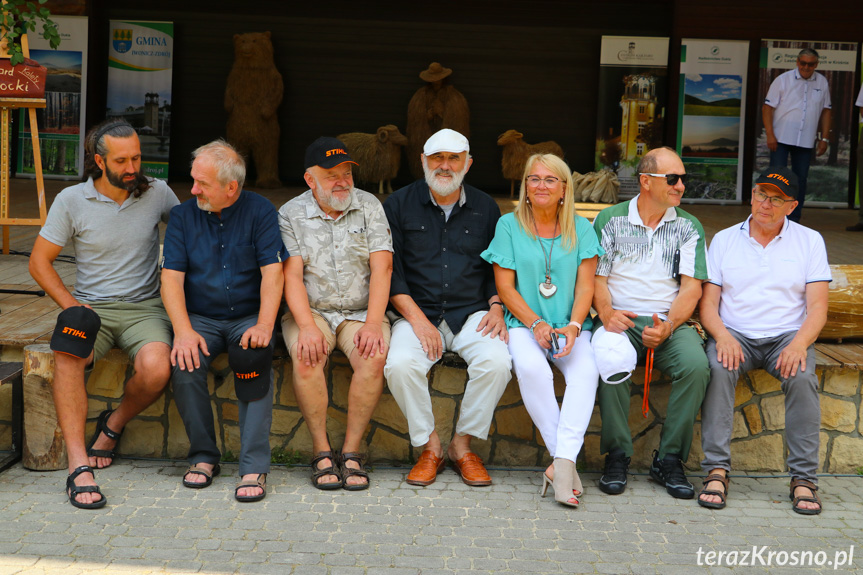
top-left (592, 147), bottom-right (709, 500)
top-left (698, 167), bottom-right (830, 514)
top-left (763, 48), bottom-right (832, 223)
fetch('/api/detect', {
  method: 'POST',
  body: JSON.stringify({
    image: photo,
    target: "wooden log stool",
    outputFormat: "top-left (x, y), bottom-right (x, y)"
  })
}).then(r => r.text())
top-left (22, 343), bottom-right (66, 470)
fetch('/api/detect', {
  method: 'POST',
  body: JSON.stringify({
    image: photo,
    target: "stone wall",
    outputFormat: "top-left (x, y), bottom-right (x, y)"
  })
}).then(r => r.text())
top-left (3, 345), bottom-right (862, 473)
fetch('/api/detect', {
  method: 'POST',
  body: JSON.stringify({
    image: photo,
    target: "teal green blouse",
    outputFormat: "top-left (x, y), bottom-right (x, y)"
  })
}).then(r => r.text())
top-left (481, 212), bottom-right (603, 331)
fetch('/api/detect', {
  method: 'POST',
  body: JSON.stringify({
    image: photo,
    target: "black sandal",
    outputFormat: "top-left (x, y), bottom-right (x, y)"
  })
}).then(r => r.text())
top-left (311, 451), bottom-right (342, 490)
top-left (697, 473), bottom-right (729, 509)
top-left (86, 409), bottom-right (123, 467)
top-left (340, 452), bottom-right (370, 491)
top-left (790, 477), bottom-right (822, 515)
top-left (183, 463), bottom-right (221, 488)
top-left (235, 473), bottom-right (267, 502)
top-left (66, 465), bottom-right (106, 509)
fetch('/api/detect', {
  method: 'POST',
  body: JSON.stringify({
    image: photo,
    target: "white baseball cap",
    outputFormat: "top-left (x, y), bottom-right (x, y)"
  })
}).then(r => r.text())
top-left (592, 327), bottom-right (637, 384)
top-left (423, 128), bottom-right (470, 155)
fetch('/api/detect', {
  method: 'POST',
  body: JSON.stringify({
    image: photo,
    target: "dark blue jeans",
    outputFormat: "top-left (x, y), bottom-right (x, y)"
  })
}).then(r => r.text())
top-left (769, 143), bottom-right (813, 223)
top-left (172, 313), bottom-right (274, 476)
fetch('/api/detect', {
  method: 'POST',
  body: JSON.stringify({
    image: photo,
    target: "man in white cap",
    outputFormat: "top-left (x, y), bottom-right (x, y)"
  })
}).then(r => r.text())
top-left (699, 167), bottom-right (830, 514)
top-left (383, 128), bottom-right (511, 487)
top-left (592, 147), bottom-right (709, 500)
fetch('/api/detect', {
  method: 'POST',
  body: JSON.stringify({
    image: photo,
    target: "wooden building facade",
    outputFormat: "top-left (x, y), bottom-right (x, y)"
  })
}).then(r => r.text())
top-left (75, 0), bottom-right (861, 197)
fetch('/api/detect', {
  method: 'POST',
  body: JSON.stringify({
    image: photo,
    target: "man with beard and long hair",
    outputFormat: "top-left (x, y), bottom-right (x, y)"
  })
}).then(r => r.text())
top-left (29, 119), bottom-right (179, 509)
top-left (383, 129), bottom-right (511, 488)
top-left (278, 137), bottom-right (393, 491)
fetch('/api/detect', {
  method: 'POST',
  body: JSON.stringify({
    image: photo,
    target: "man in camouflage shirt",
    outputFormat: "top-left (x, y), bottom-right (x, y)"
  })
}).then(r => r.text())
top-left (279, 137), bottom-right (393, 490)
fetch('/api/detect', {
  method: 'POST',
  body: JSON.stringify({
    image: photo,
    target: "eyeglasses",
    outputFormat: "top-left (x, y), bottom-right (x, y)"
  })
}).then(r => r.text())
top-left (525, 176), bottom-right (563, 187)
top-left (752, 189), bottom-right (794, 207)
top-left (797, 60), bottom-right (818, 68)
top-left (642, 173), bottom-right (688, 186)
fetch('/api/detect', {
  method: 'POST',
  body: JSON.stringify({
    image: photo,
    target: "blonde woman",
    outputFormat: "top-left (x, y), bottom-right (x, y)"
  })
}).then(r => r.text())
top-left (481, 154), bottom-right (602, 507)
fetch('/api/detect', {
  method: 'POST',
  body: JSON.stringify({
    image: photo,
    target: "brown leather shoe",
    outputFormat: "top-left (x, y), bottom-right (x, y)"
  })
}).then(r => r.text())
top-left (451, 452), bottom-right (492, 486)
top-left (406, 450), bottom-right (445, 486)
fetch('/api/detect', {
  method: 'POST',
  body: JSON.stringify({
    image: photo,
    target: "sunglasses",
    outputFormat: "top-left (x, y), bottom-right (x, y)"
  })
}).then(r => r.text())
top-left (642, 173), bottom-right (688, 186)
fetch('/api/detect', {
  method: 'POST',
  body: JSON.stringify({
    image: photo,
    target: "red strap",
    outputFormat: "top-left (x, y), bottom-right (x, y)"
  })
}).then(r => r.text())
top-left (643, 349), bottom-right (654, 418)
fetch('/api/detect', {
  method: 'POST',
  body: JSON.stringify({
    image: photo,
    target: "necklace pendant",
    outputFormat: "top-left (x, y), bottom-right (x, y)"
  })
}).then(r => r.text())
top-left (539, 280), bottom-right (557, 298)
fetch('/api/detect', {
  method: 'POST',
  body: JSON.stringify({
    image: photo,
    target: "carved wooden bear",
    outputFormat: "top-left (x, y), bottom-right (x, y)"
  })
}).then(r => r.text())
top-left (225, 31), bottom-right (283, 188)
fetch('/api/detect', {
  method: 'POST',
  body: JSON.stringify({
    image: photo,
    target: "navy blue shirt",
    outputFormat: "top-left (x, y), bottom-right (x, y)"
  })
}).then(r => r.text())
top-left (384, 180), bottom-right (500, 332)
top-left (162, 190), bottom-right (285, 320)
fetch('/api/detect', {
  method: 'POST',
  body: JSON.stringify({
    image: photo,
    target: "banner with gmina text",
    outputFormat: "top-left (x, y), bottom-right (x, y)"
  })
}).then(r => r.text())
top-left (107, 20), bottom-right (173, 179)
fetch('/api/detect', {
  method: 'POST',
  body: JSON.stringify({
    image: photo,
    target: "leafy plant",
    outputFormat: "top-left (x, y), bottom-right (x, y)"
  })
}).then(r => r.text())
top-left (1, 0), bottom-right (61, 66)
top-left (856, 466), bottom-right (863, 476)
top-left (221, 450), bottom-right (239, 463)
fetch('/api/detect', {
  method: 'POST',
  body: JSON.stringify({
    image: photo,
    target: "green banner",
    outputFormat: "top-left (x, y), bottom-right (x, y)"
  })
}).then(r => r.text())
top-left (677, 39), bottom-right (749, 203)
top-left (106, 20), bottom-right (174, 180)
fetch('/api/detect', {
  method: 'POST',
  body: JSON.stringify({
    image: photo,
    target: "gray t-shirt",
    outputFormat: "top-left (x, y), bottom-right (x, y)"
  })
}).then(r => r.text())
top-left (39, 177), bottom-right (180, 303)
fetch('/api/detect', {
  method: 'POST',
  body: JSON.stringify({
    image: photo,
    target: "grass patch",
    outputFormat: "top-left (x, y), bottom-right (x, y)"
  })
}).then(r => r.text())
top-left (271, 447), bottom-right (303, 466)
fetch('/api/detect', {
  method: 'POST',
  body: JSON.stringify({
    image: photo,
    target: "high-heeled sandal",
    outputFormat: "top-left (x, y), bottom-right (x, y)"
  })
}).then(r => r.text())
top-left (540, 458), bottom-right (579, 508)
top-left (572, 467), bottom-right (583, 497)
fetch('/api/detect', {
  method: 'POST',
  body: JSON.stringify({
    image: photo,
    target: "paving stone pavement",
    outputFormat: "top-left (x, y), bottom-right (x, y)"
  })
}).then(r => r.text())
top-left (0, 460), bottom-right (861, 574)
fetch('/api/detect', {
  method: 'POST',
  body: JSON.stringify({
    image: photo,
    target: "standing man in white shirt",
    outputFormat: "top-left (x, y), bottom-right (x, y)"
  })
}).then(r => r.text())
top-left (763, 48), bottom-right (832, 223)
top-left (845, 84), bottom-right (863, 231)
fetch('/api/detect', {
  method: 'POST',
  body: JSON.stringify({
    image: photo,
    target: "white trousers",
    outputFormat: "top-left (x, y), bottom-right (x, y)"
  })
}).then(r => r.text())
top-left (508, 328), bottom-right (599, 462)
top-left (384, 310), bottom-right (512, 447)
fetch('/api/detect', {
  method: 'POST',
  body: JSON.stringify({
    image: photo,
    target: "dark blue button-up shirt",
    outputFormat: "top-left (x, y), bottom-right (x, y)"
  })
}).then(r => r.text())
top-left (384, 180), bottom-right (500, 332)
top-left (162, 190), bottom-right (285, 320)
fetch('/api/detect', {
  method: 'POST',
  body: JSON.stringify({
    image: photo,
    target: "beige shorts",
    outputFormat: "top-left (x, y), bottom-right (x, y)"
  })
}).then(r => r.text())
top-left (281, 309), bottom-right (391, 361)
top-left (89, 297), bottom-right (173, 363)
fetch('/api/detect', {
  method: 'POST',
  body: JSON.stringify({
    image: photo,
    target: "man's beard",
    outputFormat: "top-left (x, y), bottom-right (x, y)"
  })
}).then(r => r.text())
top-left (314, 180), bottom-right (353, 212)
top-left (423, 158), bottom-right (468, 197)
top-left (104, 164), bottom-right (147, 193)
top-left (196, 198), bottom-right (215, 211)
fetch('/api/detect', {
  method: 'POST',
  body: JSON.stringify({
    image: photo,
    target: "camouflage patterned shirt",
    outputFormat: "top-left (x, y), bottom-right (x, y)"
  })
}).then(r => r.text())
top-left (278, 189), bottom-right (392, 331)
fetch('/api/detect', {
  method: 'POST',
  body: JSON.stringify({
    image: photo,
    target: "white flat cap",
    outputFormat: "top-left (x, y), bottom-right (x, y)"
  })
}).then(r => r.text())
top-left (423, 128), bottom-right (470, 155)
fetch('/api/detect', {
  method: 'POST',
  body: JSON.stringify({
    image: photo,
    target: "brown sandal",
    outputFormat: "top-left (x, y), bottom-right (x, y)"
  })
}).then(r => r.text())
top-left (311, 451), bottom-right (343, 490)
top-left (697, 473), bottom-right (729, 509)
top-left (790, 477), bottom-right (821, 515)
top-left (235, 473), bottom-right (267, 502)
top-left (339, 452), bottom-right (370, 491)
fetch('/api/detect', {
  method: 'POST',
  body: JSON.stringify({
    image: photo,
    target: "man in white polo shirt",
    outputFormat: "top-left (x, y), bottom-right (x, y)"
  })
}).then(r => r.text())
top-left (763, 48), bottom-right (832, 223)
top-left (698, 167), bottom-right (831, 515)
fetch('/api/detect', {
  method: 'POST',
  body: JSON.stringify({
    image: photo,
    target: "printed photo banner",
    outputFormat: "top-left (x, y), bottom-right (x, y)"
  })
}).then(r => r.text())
top-left (677, 39), bottom-right (748, 204)
top-left (595, 36), bottom-right (670, 199)
top-left (107, 20), bottom-right (174, 180)
top-left (15, 15), bottom-right (88, 180)
top-left (755, 39), bottom-right (859, 207)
